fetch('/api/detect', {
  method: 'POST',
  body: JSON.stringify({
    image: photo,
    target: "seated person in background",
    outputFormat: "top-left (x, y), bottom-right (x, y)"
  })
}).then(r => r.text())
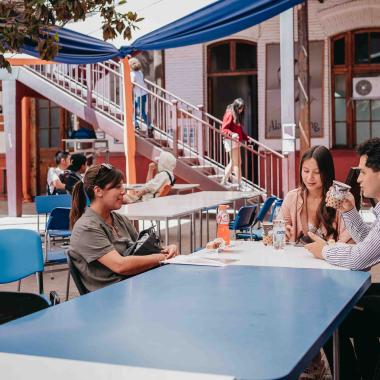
top-left (278, 145), bottom-right (352, 244)
top-left (60, 153), bottom-right (88, 194)
top-left (69, 164), bottom-right (179, 292)
top-left (124, 151), bottom-right (176, 203)
top-left (47, 151), bottom-right (70, 195)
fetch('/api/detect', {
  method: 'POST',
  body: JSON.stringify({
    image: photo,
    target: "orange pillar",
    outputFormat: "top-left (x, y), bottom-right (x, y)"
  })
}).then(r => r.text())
top-left (22, 97), bottom-right (32, 202)
top-left (122, 58), bottom-right (136, 184)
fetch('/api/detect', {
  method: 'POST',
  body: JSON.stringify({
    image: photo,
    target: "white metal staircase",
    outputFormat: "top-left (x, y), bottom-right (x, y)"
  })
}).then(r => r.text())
top-left (20, 60), bottom-right (287, 197)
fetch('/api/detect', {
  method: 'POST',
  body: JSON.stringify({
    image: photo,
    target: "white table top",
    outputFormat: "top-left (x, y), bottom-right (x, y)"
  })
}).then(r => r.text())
top-left (119, 191), bottom-right (262, 220)
top-left (124, 183), bottom-right (200, 192)
top-left (194, 240), bottom-right (347, 271)
top-left (0, 353), bottom-right (234, 380)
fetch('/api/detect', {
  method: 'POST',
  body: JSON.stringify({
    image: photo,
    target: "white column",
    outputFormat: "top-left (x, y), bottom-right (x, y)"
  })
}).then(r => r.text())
top-left (280, 8), bottom-right (296, 193)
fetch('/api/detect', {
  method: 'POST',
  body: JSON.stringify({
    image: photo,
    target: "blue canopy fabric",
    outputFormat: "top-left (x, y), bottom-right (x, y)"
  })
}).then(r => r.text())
top-left (20, 27), bottom-right (120, 64)
top-left (19, 0), bottom-right (303, 64)
top-left (120, 0), bottom-right (304, 56)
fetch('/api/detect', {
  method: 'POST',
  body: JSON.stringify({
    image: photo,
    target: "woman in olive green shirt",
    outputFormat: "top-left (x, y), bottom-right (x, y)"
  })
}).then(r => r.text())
top-left (69, 163), bottom-right (178, 292)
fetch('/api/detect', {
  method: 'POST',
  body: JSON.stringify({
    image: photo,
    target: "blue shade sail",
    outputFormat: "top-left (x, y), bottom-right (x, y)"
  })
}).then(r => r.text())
top-left (16, 0), bottom-right (303, 64)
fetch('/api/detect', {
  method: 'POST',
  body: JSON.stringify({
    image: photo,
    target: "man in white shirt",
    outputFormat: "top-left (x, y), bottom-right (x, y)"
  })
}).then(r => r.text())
top-left (47, 151), bottom-right (71, 195)
top-left (306, 137), bottom-right (380, 379)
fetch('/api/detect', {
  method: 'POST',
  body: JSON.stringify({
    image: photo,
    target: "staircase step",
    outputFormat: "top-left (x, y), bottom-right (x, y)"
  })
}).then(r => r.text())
top-left (146, 138), bottom-right (169, 147)
top-left (190, 165), bottom-right (216, 175)
top-left (179, 157), bottom-right (200, 165)
top-left (208, 174), bottom-right (224, 181)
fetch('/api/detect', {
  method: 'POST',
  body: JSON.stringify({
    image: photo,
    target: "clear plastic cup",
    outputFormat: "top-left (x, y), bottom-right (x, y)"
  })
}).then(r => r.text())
top-left (326, 180), bottom-right (351, 209)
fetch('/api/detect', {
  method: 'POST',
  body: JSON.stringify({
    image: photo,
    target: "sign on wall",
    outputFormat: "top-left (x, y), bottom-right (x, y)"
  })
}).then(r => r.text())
top-left (265, 41), bottom-right (324, 139)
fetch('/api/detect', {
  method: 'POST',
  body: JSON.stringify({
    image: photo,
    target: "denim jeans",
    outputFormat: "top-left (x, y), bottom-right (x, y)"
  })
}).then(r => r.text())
top-left (134, 94), bottom-right (149, 127)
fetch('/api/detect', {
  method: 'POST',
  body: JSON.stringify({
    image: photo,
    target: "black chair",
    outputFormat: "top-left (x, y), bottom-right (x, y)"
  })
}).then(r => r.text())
top-left (0, 291), bottom-right (50, 325)
top-left (65, 253), bottom-right (89, 298)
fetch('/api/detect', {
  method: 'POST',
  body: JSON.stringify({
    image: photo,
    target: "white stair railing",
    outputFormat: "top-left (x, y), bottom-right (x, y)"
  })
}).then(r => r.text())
top-left (25, 60), bottom-right (287, 197)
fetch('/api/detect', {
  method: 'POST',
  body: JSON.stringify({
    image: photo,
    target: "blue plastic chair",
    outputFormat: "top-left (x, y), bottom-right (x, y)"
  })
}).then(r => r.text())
top-left (0, 229), bottom-right (60, 324)
top-left (236, 196), bottom-right (278, 241)
top-left (0, 229), bottom-right (44, 293)
top-left (268, 199), bottom-right (284, 222)
top-left (35, 194), bottom-right (72, 232)
top-left (229, 205), bottom-right (257, 238)
top-left (45, 207), bottom-right (71, 264)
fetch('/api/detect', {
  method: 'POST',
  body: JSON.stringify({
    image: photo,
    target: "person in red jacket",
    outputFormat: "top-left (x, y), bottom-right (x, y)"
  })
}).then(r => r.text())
top-left (221, 98), bottom-right (249, 189)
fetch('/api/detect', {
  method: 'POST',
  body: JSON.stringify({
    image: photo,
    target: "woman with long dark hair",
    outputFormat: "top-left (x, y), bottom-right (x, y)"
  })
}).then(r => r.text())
top-left (69, 164), bottom-right (178, 292)
top-left (221, 98), bottom-right (249, 189)
top-left (279, 146), bottom-right (352, 379)
top-left (279, 145), bottom-right (352, 243)
top-left (280, 145), bottom-right (351, 243)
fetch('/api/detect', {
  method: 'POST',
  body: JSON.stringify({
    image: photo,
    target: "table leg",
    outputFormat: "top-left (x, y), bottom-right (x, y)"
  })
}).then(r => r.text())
top-left (190, 214), bottom-right (193, 253)
top-left (333, 329), bottom-right (340, 380)
top-left (206, 209), bottom-right (210, 242)
top-left (165, 218), bottom-right (169, 246)
top-left (199, 209), bottom-right (203, 248)
top-left (177, 218), bottom-right (181, 253)
top-left (192, 212), bottom-right (196, 250)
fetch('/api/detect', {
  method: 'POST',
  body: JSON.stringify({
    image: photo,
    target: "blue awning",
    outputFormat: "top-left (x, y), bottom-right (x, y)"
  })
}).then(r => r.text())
top-left (18, 0), bottom-right (303, 64)
top-left (20, 27), bottom-right (120, 64)
top-left (120, 0), bottom-right (304, 56)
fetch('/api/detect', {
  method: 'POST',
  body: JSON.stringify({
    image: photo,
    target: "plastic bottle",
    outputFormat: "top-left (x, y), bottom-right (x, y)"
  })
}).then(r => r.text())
top-left (216, 204), bottom-right (231, 246)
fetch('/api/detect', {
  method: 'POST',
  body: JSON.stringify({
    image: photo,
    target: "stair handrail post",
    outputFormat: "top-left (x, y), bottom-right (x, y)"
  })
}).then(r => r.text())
top-left (86, 64), bottom-right (92, 108)
top-left (197, 104), bottom-right (206, 160)
top-left (171, 99), bottom-right (179, 158)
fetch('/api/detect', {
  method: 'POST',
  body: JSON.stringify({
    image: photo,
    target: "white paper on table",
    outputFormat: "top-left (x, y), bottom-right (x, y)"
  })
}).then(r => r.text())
top-left (163, 255), bottom-right (239, 267)
top-left (193, 241), bottom-right (349, 271)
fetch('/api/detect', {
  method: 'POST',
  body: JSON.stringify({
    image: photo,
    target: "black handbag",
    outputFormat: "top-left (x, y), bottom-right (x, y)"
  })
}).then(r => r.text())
top-left (124, 226), bottom-right (162, 256)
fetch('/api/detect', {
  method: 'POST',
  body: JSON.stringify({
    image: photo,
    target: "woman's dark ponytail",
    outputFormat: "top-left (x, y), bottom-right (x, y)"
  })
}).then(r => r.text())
top-left (70, 181), bottom-right (87, 229)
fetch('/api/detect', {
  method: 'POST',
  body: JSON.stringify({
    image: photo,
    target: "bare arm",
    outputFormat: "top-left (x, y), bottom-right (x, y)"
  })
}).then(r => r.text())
top-left (52, 178), bottom-right (66, 190)
top-left (98, 244), bottom-right (179, 275)
top-left (98, 250), bottom-right (166, 276)
top-left (146, 162), bottom-right (157, 182)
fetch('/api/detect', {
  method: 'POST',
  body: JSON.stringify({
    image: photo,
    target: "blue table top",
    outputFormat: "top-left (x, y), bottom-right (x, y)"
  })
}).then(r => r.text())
top-left (0, 265), bottom-right (370, 380)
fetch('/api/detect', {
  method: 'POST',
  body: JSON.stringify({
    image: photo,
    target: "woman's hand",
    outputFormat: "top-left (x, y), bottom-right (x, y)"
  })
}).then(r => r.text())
top-left (161, 244), bottom-right (179, 259)
top-left (148, 162), bottom-right (157, 171)
top-left (285, 224), bottom-right (294, 242)
top-left (135, 189), bottom-right (146, 198)
top-left (231, 132), bottom-right (239, 141)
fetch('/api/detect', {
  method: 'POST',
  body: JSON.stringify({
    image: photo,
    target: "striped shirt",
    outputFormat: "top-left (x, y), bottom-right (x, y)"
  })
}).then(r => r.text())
top-left (323, 202), bottom-right (380, 270)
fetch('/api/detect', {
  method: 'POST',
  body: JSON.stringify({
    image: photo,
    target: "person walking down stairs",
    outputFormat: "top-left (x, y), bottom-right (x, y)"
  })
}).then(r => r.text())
top-left (129, 57), bottom-right (154, 138)
top-left (220, 98), bottom-right (249, 190)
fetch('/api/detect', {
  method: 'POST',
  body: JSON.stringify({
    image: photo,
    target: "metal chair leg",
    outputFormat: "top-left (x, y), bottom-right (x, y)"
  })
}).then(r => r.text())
top-left (65, 271), bottom-right (71, 301)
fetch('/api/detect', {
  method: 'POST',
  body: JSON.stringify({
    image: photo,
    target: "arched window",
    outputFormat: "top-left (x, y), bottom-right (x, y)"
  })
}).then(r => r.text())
top-left (332, 29), bottom-right (380, 148)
